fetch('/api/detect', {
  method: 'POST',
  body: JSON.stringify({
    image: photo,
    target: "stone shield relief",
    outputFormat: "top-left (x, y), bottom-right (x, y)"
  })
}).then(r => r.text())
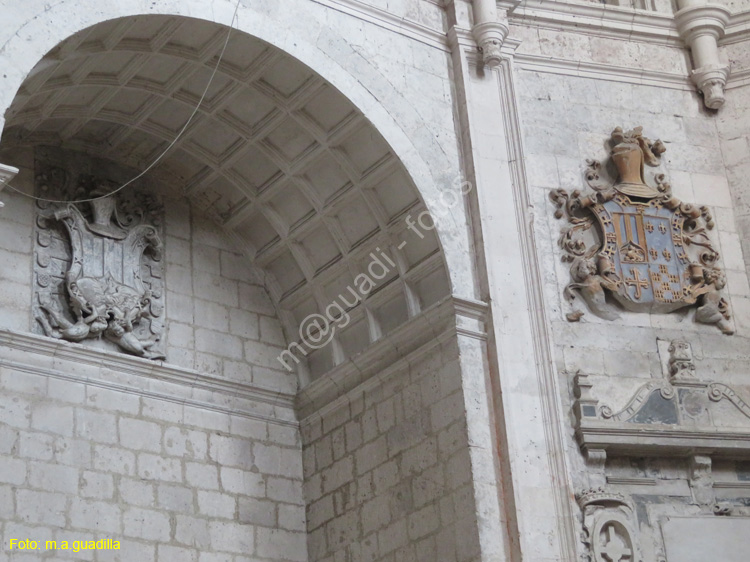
top-left (550, 126), bottom-right (732, 334)
top-left (32, 147), bottom-right (166, 360)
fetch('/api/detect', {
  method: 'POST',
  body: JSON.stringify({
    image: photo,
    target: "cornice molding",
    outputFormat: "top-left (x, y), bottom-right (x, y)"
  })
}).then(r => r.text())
top-left (303, 1), bottom-right (750, 57)
top-left (718, 9), bottom-right (750, 44)
top-left (309, 0), bottom-right (450, 51)
top-left (505, 1), bottom-right (750, 48)
top-left (453, 296), bottom-right (490, 340)
top-left (513, 53), bottom-right (693, 90)
top-left (0, 330), bottom-right (297, 426)
top-left (726, 66), bottom-right (750, 89)
top-left (578, 424), bottom-right (750, 458)
top-left (505, 0), bottom-right (681, 45)
top-left (296, 295), bottom-right (488, 421)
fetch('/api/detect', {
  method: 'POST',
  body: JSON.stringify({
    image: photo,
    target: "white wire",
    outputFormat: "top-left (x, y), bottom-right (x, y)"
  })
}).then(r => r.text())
top-left (2, 0), bottom-right (243, 205)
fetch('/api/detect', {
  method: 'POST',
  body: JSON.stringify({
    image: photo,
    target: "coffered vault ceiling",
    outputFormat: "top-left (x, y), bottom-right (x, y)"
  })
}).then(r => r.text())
top-left (1, 15), bottom-right (451, 380)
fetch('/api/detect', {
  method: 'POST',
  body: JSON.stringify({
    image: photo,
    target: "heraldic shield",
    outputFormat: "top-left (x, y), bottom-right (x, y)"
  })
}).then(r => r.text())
top-left (597, 195), bottom-right (689, 310)
top-left (32, 148), bottom-right (167, 359)
top-left (550, 126), bottom-right (733, 334)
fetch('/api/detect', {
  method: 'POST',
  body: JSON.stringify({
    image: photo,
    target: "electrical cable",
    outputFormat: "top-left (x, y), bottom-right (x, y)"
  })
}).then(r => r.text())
top-left (1, 0), bottom-right (243, 205)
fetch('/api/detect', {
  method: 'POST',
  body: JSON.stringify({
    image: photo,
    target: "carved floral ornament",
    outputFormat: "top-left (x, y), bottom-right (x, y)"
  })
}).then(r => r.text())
top-left (550, 126), bottom-right (732, 334)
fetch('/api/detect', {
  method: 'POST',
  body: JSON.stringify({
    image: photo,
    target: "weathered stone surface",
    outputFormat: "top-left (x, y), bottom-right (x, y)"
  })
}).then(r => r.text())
top-left (1, 2), bottom-right (750, 562)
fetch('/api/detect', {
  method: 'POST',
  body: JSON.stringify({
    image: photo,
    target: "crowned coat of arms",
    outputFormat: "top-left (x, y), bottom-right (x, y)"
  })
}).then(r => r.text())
top-left (550, 126), bottom-right (732, 334)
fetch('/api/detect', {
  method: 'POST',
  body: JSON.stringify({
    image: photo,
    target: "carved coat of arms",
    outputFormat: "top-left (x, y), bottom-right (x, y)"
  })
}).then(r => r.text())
top-left (550, 126), bottom-right (732, 334)
top-left (33, 149), bottom-right (166, 359)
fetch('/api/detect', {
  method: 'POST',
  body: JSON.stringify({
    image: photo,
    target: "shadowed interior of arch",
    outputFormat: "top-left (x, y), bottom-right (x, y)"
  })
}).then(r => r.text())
top-left (0, 14), bottom-right (451, 382)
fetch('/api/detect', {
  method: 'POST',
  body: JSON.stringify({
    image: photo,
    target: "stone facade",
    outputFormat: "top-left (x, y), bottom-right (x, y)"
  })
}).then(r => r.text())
top-left (301, 339), bottom-right (482, 562)
top-left (1, 1), bottom-right (750, 561)
top-left (0, 352), bottom-right (304, 562)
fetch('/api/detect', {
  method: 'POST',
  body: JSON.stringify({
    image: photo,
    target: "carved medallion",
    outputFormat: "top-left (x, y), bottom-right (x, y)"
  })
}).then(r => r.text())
top-left (577, 489), bottom-right (640, 562)
top-left (550, 126), bottom-right (732, 334)
top-left (32, 148), bottom-right (166, 360)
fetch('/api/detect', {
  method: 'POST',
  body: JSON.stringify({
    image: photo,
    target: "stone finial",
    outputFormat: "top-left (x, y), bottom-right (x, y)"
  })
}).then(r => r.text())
top-left (472, 0), bottom-right (510, 68)
top-left (473, 21), bottom-right (509, 68)
top-left (675, 2), bottom-right (731, 109)
top-left (668, 340), bottom-right (696, 382)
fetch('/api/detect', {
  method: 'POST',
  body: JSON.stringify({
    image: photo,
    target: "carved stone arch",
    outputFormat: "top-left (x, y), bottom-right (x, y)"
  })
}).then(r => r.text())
top-left (0, 0), bottom-right (475, 305)
top-left (0, 6), bottom-right (471, 384)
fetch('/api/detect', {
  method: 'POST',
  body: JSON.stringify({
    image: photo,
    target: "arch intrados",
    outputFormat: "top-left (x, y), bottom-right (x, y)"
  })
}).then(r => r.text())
top-left (1, 5), bottom-right (472, 303)
top-left (1, 9), bottom-right (463, 379)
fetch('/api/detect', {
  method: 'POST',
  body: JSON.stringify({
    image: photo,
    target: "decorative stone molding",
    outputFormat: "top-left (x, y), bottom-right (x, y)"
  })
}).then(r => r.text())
top-left (574, 340), bottom-right (750, 460)
top-left (0, 163), bottom-right (19, 209)
top-left (504, 0), bottom-right (681, 45)
top-left (296, 296), bottom-right (483, 419)
top-left (689, 454), bottom-right (715, 507)
top-left (0, 329), bottom-right (296, 426)
top-left (675, 1), bottom-right (731, 109)
top-left (550, 126), bottom-right (732, 334)
top-left (577, 489), bottom-right (641, 562)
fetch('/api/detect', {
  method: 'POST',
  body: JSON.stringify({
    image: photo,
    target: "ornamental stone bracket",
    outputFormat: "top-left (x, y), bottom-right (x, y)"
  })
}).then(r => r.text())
top-left (576, 489), bottom-right (641, 562)
top-left (471, 0), bottom-right (517, 67)
top-left (574, 339), bottom-right (750, 463)
top-left (550, 126), bottom-right (733, 334)
top-left (0, 163), bottom-right (19, 209)
top-left (675, 0), bottom-right (731, 109)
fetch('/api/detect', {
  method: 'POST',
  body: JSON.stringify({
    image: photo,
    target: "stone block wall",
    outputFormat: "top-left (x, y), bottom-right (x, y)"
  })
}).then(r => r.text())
top-left (717, 83), bottom-right (750, 307)
top-left (513, 24), bottom-right (750, 562)
top-left (0, 145), bottom-right (306, 561)
top-left (0, 149), bottom-right (35, 334)
top-left (161, 197), bottom-right (294, 395)
top-left (0, 360), bottom-right (305, 562)
top-left (0, 146), bottom-right (295, 396)
top-left (300, 337), bottom-right (483, 562)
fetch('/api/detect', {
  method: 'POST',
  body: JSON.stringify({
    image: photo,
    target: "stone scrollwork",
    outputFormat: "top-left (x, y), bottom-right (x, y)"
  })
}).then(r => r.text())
top-left (33, 150), bottom-right (165, 360)
top-left (577, 489), bottom-right (640, 562)
top-left (574, 339), bottom-right (750, 461)
top-left (550, 126), bottom-right (732, 334)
